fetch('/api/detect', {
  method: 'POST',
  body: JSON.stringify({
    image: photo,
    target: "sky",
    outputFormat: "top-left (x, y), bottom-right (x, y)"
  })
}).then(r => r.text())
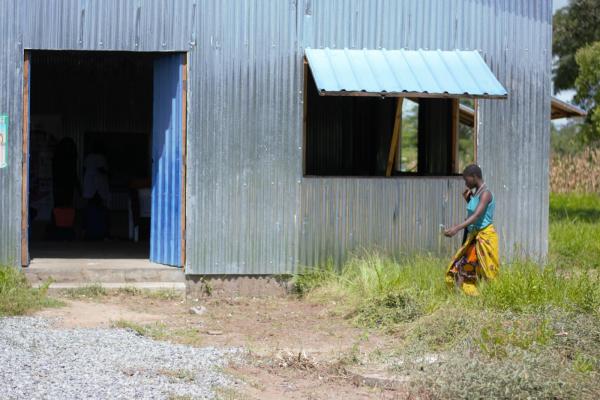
top-left (553, 0), bottom-right (569, 11)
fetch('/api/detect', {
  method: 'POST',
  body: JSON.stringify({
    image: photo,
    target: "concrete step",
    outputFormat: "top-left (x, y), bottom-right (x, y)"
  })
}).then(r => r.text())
top-left (24, 258), bottom-right (185, 285)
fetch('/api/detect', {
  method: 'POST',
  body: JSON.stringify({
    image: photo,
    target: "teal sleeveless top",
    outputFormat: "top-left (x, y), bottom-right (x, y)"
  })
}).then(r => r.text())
top-left (466, 189), bottom-right (495, 232)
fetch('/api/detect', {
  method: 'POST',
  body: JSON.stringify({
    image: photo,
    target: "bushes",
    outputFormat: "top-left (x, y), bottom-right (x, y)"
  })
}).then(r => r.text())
top-left (0, 266), bottom-right (61, 316)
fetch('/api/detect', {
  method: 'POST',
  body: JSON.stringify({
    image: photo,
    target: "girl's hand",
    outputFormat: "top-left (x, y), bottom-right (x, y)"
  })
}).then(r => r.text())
top-left (444, 226), bottom-right (460, 237)
top-left (462, 189), bottom-right (472, 202)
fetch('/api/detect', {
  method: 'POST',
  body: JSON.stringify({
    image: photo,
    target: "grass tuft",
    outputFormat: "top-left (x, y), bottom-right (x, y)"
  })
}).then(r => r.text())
top-left (0, 266), bottom-right (63, 316)
top-left (114, 287), bottom-right (183, 301)
top-left (112, 319), bottom-right (168, 339)
top-left (159, 368), bottom-right (196, 382)
top-left (112, 319), bottom-right (203, 346)
top-left (143, 289), bottom-right (183, 301)
top-left (62, 283), bottom-right (107, 299)
top-left (115, 286), bottom-right (143, 296)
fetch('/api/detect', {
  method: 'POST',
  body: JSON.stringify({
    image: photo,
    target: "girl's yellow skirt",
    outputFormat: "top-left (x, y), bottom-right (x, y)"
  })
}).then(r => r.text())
top-left (445, 224), bottom-right (500, 296)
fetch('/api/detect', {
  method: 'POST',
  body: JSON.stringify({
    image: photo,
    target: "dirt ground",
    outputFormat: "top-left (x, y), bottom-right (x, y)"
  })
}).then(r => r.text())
top-left (37, 292), bottom-right (405, 400)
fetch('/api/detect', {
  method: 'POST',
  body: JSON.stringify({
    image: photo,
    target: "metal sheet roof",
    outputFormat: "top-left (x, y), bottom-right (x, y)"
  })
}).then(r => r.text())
top-left (550, 97), bottom-right (587, 119)
top-left (459, 96), bottom-right (586, 127)
top-left (305, 48), bottom-right (508, 98)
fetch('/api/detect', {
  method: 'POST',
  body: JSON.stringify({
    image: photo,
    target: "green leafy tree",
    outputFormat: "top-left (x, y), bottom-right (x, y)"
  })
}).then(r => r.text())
top-left (551, 121), bottom-right (586, 155)
top-left (553, 0), bottom-right (600, 92)
top-left (574, 41), bottom-right (600, 142)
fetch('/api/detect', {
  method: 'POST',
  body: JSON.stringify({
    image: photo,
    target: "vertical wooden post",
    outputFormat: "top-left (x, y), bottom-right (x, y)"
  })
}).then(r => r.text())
top-left (450, 98), bottom-right (460, 173)
top-left (180, 53), bottom-right (188, 270)
top-left (386, 97), bottom-right (403, 177)
top-left (302, 59), bottom-right (308, 176)
top-left (21, 51), bottom-right (30, 267)
top-left (473, 99), bottom-right (479, 163)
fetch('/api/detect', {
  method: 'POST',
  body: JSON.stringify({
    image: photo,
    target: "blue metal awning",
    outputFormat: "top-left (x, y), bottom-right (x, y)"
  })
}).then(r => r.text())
top-left (305, 48), bottom-right (508, 98)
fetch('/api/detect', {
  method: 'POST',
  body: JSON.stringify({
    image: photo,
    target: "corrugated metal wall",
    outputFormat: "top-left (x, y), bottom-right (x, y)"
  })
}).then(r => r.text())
top-left (300, 178), bottom-right (465, 267)
top-left (0, 0), bottom-right (193, 268)
top-left (299, 0), bottom-right (552, 267)
top-left (187, 0), bottom-right (301, 274)
top-left (0, 0), bottom-right (551, 273)
top-left (0, 0), bottom-right (21, 266)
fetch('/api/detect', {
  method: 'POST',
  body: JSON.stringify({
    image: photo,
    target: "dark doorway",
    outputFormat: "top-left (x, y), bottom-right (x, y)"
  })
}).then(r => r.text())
top-left (26, 51), bottom-right (178, 264)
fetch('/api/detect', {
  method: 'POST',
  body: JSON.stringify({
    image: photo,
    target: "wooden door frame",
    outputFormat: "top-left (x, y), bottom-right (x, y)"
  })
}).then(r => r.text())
top-left (20, 50), bottom-right (188, 268)
top-left (21, 51), bottom-right (30, 267)
top-left (180, 52), bottom-right (188, 269)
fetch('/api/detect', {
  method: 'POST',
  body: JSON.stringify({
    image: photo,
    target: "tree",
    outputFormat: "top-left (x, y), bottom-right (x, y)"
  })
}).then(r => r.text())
top-left (553, 0), bottom-right (600, 93)
top-left (575, 41), bottom-right (600, 142)
top-left (551, 121), bottom-right (586, 155)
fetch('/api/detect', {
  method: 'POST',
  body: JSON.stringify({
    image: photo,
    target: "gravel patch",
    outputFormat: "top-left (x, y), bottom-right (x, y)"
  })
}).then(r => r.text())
top-left (0, 317), bottom-right (237, 400)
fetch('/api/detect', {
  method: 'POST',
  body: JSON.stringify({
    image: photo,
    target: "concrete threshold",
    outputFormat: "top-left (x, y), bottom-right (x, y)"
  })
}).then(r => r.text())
top-left (24, 258), bottom-right (185, 286)
top-left (27, 258), bottom-right (174, 270)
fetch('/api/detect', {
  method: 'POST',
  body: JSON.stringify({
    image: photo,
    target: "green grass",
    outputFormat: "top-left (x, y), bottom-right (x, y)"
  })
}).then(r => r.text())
top-left (112, 319), bottom-right (169, 339)
top-left (114, 286), bottom-right (183, 300)
top-left (295, 255), bottom-right (599, 322)
top-left (0, 266), bottom-right (63, 316)
top-left (159, 368), bottom-right (196, 382)
top-left (112, 319), bottom-right (203, 346)
top-left (214, 388), bottom-right (254, 400)
top-left (61, 283), bottom-right (107, 299)
top-left (62, 285), bottom-right (183, 301)
top-left (550, 193), bottom-right (600, 269)
top-left (295, 254), bottom-right (600, 398)
top-left (294, 192), bottom-right (600, 398)
top-left (168, 395), bottom-right (197, 400)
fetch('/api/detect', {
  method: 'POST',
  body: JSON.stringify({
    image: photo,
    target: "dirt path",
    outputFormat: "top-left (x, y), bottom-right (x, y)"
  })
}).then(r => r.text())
top-left (36, 300), bottom-right (164, 328)
top-left (38, 293), bottom-right (402, 399)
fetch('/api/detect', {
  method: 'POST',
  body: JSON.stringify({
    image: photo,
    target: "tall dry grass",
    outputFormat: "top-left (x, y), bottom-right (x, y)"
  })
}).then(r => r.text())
top-left (551, 147), bottom-right (600, 193)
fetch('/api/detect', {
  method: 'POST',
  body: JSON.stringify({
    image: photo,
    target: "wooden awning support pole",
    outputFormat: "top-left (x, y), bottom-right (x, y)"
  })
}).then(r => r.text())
top-left (450, 99), bottom-right (460, 174)
top-left (473, 100), bottom-right (478, 163)
top-left (386, 98), bottom-right (403, 177)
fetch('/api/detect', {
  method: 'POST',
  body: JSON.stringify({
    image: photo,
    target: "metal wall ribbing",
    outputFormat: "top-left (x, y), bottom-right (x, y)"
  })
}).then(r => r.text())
top-left (298, 0), bottom-right (552, 266)
top-left (0, 0), bottom-right (551, 273)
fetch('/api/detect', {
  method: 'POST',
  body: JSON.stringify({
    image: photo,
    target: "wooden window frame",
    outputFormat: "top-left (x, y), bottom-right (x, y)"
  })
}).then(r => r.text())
top-left (302, 59), bottom-right (479, 178)
top-left (473, 99), bottom-right (479, 163)
top-left (302, 59), bottom-right (308, 176)
top-left (451, 98), bottom-right (479, 174)
top-left (450, 99), bottom-right (460, 174)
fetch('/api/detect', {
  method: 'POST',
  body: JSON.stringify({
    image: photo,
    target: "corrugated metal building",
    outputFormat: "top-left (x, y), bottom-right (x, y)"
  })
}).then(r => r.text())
top-left (0, 0), bottom-right (551, 275)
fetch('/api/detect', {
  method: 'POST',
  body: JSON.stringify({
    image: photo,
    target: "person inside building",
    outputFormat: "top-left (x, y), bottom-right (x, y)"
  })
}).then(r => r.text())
top-left (82, 141), bottom-right (111, 240)
top-left (51, 137), bottom-right (79, 240)
top-left (443, 164), bottom-right (499, 295)
top-left (53, 137), bottom-right (79, 207)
